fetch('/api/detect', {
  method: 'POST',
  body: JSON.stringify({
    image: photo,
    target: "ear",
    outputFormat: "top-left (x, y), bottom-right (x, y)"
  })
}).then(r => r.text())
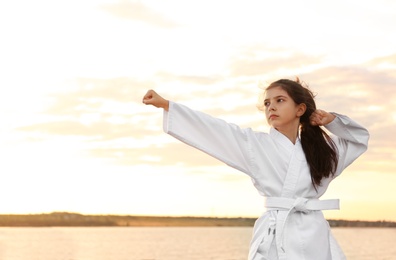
top-left (296, 103), bottom-right (307, 117)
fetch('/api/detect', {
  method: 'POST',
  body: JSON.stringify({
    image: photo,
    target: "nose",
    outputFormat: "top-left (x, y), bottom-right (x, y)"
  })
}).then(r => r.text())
top-left (268, 103), bottom-right (276, 111)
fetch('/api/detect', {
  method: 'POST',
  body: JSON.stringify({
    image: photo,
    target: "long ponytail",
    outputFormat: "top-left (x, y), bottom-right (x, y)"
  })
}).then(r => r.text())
top-left (300, 120), bottom-right (338, 189)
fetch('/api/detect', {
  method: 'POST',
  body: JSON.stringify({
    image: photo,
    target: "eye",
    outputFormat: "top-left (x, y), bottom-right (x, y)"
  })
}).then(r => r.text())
top-left (264, 101), bottom-right (270, 107)
top-left (277, 98), bottom-right (284, 103)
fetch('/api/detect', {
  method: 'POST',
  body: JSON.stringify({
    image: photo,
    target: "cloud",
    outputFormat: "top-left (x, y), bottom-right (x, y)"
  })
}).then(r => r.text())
top-left (155, 71), bottom-right (224, 85)
top-left (16, 77), bottom-right (159, 141)
top-left (229, 46), bottom-right (323, 77)
top-left (90, 142), bottom-right (221, 167)
top-left (47, 78), bottom-right (154, 113)
top-left (17, 119), bottom-right (160, 141)
top-left (367, 53), bottom-right (396, 67)
top-left (100, 0), bottom-right (179, 28)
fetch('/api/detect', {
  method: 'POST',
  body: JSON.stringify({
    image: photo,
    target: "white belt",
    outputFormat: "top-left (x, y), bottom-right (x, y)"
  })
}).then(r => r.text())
top-left (260, 197), bottom-right (339, 260)
top-left (265, 197), bottom-right (339, 212)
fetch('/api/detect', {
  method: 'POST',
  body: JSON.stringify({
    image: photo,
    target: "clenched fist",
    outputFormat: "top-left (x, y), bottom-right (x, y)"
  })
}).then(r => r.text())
top-left (142, 90), bottom-right (169, 111)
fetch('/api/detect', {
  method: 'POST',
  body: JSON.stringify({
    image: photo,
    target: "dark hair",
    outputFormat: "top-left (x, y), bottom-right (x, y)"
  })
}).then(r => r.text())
top-left (265, 78), bottom-right (338, 189)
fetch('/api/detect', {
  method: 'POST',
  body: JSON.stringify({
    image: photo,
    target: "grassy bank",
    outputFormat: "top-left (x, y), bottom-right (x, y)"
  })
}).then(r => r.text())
top-left (0, 212), bottom-right (395, 227)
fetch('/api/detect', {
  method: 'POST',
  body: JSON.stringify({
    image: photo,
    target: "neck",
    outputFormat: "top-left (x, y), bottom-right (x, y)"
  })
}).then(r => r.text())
top-left (275, 123), bottom-right (300, 144)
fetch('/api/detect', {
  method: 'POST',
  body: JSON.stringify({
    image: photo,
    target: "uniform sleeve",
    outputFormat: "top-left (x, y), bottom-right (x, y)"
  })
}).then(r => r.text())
top-left (163, 101), bottom-right (255, 176)
top-left (324, 113), bottom-right (369, 176)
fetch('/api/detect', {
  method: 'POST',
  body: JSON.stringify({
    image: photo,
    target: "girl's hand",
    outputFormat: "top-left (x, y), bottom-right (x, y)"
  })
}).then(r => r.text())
top-left (309, 109), bottom-right (336, 126)
top-left (142, 90), bottom-right (169, 111)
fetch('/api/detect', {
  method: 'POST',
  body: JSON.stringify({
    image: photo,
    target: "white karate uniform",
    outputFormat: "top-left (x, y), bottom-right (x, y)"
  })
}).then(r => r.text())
top-left (163, 101), bottom-right (369, 260)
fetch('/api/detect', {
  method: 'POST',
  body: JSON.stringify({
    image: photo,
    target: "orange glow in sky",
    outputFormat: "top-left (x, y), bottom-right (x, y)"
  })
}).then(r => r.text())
top-left (0, 0), bottom-right (395, 221)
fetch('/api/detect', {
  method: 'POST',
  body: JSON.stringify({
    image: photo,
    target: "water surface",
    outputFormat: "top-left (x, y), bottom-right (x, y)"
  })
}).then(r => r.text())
top-left (0, 227), bottom-right (395, 259)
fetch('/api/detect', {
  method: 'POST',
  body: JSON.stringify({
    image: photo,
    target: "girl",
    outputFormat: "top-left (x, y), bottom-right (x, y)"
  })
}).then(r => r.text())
top-left (142, 79), bottom-right (369, 260)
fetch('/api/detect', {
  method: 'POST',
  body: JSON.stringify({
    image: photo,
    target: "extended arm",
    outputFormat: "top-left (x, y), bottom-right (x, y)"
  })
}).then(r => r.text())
top-left (142, 90), bottom-right (257, 177)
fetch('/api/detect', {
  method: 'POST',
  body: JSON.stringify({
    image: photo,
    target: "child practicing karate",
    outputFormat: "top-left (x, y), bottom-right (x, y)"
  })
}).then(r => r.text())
top-left (142, 78), bottom-right (369, 260)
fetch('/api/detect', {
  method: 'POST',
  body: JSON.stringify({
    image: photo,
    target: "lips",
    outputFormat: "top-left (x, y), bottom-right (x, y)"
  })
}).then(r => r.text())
top-left (269, 115), bottom-right (278, 120)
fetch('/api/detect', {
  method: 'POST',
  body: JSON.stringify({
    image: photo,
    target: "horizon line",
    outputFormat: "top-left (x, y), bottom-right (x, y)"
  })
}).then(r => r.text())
top-left (0, 211), bottom-right (395, 223)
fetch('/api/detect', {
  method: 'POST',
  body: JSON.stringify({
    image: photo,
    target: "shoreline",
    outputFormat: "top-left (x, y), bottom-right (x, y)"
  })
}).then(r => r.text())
top-left (0, 212), bottom-right (395, 227)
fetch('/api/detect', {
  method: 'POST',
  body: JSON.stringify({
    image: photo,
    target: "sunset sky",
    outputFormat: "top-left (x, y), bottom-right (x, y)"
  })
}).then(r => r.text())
top-left (0, 0), bottom-right (395, 221)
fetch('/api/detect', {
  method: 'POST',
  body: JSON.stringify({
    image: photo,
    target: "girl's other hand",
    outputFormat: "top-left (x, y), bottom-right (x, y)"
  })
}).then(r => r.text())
top-left (142, 90), bottom-right (169, 111)
top-left (309, 109), bottom-right (336, 126)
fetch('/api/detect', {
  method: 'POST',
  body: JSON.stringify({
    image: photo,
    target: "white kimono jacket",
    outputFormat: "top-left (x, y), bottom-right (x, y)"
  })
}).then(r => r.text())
top-left (163, 101), bottom-right (369, 260)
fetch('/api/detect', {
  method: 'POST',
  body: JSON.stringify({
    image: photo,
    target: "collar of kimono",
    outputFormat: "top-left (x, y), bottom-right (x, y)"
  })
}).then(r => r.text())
top-left (269, 127), bottom-right (301, 148)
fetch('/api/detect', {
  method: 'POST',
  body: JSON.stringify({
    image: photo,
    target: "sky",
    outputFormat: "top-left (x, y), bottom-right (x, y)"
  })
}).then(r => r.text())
top-left (0, 0), bottom-right (395, 221)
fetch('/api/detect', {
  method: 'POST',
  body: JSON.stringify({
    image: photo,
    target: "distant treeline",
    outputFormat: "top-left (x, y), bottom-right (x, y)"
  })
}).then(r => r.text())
top-left (0, 212), bottom-right (395, 227)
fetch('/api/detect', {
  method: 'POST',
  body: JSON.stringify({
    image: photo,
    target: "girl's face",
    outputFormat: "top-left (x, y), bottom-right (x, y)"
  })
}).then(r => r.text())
top-left (264, 86), bottom-right (306, 131)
